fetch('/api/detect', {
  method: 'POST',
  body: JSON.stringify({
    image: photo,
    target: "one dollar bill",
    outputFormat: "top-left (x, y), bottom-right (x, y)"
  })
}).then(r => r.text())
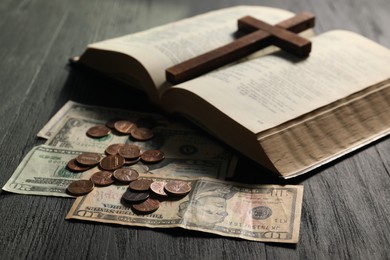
top-left (66, 177), bottom-right (303, 243)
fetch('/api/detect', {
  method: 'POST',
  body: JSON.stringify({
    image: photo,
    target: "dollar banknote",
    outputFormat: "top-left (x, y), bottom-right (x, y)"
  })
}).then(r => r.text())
top-left (2, 145), bottom-right (234, 197)
top-left (46, 115), bottom-right (233, 163)
top-left (66, 176), bottom-right (303, 243)
top-left (2, 101), bottom-right (238, 196)
top-left (38, 101), bottom-right (185, 139)
top-left (41, 101), bottom-right (236, 177)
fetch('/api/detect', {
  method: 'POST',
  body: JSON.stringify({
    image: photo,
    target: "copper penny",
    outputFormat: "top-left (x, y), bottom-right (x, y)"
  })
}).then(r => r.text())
top-left (91, 171), bottom-right (115, 186)
top-left (130, 127), bottom-right (154, 141)
top-left (86, 125), bottom-right (111, 138)
top-left (99, 154), bottom-right (125, 171)
top-left (150, 181), bottom-right (168, 197)
top-left (76, 153), bottom-right (101, 166)
top-left (67, 179), bottom-right (94, 196)
top-left (132, 198), bottom-right (160, 213)
top-left (105, 143), bottom-right (125, 156)
top-left (118, 144), bottom-right (141, 159)
top-left (106, 118), bottom-right (123, 129)
top-left (124, 157), bottom-right (140, 165)
top-left (128, 179), bottom-right (154, 191)
top-left (122, 190), bottom-right (149, 203)
top-left (114, 120), bottom-right (136, 134)
top-left (164, 180), bottom-right (191, 196)
top-left (67, 158), bottom-right (91, 172)
top-left (141, 150), bottom-right (165, 163)
top-left (113, 168), bottom-right (139, 183)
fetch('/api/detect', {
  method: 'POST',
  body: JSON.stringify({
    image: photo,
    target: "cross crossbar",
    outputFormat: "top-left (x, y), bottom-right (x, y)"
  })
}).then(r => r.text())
top-left (166, 12), bottom-right (315, 84)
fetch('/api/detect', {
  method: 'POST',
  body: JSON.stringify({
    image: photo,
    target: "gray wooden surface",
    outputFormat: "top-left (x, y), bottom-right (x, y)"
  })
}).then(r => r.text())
top-left (1, 0), bottom-right (390, 259)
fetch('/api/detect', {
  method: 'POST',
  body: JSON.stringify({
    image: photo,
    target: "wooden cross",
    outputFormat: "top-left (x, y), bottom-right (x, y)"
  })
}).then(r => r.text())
top-left (166, 12), bottom-right (315, 84)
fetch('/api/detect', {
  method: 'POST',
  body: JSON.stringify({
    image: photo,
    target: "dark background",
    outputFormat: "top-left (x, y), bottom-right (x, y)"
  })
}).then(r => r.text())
top-left (1, 0), bottom-right (389, 259)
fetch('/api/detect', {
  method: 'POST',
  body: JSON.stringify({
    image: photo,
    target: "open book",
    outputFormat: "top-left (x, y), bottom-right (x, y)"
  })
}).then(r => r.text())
top-left (75, 5), bottom-right (390, 178)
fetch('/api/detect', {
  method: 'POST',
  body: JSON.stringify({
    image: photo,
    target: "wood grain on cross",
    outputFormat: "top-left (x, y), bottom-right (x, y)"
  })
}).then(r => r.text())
top-left (166, 12), bottom-right (315, 84)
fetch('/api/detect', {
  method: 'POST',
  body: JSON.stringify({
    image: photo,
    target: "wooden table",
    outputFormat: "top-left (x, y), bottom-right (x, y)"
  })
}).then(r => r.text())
top-left (1, 0), bottom-right (389, 259)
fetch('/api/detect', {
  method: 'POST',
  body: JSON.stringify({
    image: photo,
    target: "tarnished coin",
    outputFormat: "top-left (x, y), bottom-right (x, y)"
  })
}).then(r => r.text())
top-left (86, 125), bottom-right (111, 138)
top-left (91, 171), bottom-right (115, 186)
top-left (105, 143), bottom-right (125, 156)
top-left (114, 120), bottom-right (136, 134)
top-left (150, 181), bottom-right (168, 197)
top-left (118, 144), bottom-right (141, 159)
top-left (67, 159), bottom-right (91, 172)
top-left (130, 127), bottom-right (154, 141)
top-left (164, 180), bottom-right (191, 196)
top-left (128, 179), bottom-right (154, 191)
top-left (122, 190), bottom-right (149, 203)
top-left (67, 180), bottom-right (94, 196)
top-left (113, 168), bottom-right (139, 183)
top-left (76, 153), bottom-right (101, 166)
top-left (132, 198), bottom-right (160, 214)
top-left (141, 150), bottom-right (165, 163)
top-left (99, 154), bottom-right (125, 171)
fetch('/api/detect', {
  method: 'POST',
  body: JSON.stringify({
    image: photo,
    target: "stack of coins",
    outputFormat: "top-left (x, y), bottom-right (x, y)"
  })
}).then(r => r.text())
top-left (67, 152), bottom-right (102, 172)
top-left (122, 178), bottom-right (192, 214)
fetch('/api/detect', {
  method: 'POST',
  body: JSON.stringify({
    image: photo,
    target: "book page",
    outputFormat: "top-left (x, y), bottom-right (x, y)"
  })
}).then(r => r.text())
top-left (86, 6), bottom-right (295, 96)
top-left (168, 30), bottom-right (390, 134)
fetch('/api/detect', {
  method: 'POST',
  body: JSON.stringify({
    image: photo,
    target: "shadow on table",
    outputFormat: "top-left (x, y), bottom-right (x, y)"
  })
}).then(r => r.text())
top-left (67, 217), bottom-right (297, 249)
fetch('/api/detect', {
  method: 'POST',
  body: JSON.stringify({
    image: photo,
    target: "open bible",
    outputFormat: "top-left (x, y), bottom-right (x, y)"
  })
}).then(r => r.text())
top-left (75, 5), bottom-right (390, 178)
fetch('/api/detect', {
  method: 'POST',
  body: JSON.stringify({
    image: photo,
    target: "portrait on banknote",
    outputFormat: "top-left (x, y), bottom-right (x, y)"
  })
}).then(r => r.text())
top-left (178, 182), bottom-right (236, 227)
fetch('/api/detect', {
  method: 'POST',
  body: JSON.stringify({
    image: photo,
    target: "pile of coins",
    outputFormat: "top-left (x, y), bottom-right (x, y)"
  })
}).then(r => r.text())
top-left (66, 145), bottom-right (165, 173)
top-left (66, 118), bottom-right (190, 214)
top-left (67, 167), bottom-right (191, 214)
top-left (122, 178), bottom-right (191, 214)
